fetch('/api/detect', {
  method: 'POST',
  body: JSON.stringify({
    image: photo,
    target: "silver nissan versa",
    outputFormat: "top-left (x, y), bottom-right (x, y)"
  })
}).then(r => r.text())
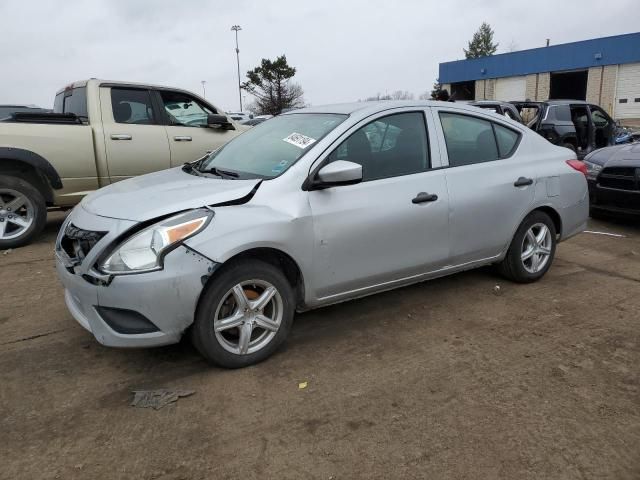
top-left (55, 101), bottom-right (589, 368)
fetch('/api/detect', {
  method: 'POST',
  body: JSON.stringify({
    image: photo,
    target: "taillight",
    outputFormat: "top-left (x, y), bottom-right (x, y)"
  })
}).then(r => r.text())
top-left (566, 159), bottom-right (587, 176)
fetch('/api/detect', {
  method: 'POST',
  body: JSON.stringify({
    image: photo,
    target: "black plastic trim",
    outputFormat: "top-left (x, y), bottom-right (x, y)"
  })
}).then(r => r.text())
top-left (0, 147), bottom-right (63, 189)
top-left (95, 306), bottom-right (160, 334)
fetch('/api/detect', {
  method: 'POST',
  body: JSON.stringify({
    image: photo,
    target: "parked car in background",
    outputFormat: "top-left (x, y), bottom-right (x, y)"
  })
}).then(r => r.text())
top-left (240, 117), bottom-right (267, 127)
top-left (55, 100), bottom-right (588, 368)
top-left (584, 143), bottom-right (640, 217)
top-left (0, 79), bottom-right (244, 248)
top-left (512, 100), bottom-right (615, 158)
top-left (0, 104), bottom-right (50, 120)
top-left (226, 111), bottom-right (253, 122)
top-left (470, 101), bottom-right (523, 123)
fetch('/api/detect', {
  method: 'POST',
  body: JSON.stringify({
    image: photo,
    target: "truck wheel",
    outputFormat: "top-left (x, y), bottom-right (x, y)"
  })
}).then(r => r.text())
top-left (0, 174), bottom-right (47, 249)
top-left (192, 259), bottom-right (295, 368)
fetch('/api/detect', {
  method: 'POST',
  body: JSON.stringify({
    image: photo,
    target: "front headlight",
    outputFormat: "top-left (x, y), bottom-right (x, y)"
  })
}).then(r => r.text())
top-left (100, 209), bottom-right (212, 274)
top-left (583, 160), bottom-right (603, 180)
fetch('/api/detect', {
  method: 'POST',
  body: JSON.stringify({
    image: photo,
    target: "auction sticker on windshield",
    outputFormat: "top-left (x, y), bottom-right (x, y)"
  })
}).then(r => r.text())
top-left (283, 132), bottom-right (316, 149)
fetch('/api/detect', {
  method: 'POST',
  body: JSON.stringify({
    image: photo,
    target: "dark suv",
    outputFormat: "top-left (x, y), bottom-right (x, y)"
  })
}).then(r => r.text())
top-left (512, 100), bottom-right (615, 159)
top-left (470, 101), bottom-right (524, 123)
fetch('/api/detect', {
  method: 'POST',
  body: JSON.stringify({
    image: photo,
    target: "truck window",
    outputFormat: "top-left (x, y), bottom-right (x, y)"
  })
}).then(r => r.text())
top-left (110, 88), bottom-right (156, 125)
top-left (159, 91), bottom-right (215, 127)
top-left (53, 87), bottom-right (88, 119)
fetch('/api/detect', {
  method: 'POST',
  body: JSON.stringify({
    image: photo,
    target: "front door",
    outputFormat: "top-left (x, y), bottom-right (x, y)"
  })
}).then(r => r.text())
top-left (589, 104), bottom-right (615, 148)
top-left (100, 87), bottom-right (171, 181)
top-left (155, 90), bottom-right (239, 165)
top-left (308, 110), bottom-right (450, 300)
top-left (434, 108), bottom-right (535, 265)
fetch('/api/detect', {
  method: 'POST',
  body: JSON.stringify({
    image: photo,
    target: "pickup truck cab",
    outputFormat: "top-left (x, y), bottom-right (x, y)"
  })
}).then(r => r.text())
top-left (0, 79), bottom-right (243, 248)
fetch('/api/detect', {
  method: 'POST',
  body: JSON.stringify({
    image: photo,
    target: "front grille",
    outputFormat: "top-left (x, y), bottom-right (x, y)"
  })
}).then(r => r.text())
top-left (60, 224), bottom-right (107, 265)
top-left (598, 167), bottom-right (640, 191)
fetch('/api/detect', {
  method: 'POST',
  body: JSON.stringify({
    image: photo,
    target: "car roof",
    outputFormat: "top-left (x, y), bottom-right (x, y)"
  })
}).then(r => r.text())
top-left (471, 100), bottom-right (512, 105)
top-left (545, 99), bottom-right (589, 105)
top-left (284, 100), bottom-right (487, 116)
top-left (56, 79), bottom-right (203, 95)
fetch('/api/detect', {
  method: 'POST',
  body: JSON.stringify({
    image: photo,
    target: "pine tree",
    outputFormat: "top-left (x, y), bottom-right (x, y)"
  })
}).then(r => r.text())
top-left (464, 22), bottom-right (498, 59)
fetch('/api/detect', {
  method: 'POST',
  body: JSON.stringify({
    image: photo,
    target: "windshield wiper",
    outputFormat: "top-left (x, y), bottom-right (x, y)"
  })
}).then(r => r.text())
top-left (201, 166), bottom-right (239, 179)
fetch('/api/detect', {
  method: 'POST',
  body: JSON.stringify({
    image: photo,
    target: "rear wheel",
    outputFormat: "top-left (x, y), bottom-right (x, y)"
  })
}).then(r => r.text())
top-left (192, 259), bottom-right (295, 368)
top-left (498, 211), bottom-right (557, 283)
top-left (0, 175), bottom-right (47, 249)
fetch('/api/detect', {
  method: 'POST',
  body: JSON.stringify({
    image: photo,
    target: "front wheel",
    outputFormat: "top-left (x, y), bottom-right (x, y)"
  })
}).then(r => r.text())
top-left (192, 259), bottom-right (295, 368)
top-left (497, 211), bottom-right (557, 283)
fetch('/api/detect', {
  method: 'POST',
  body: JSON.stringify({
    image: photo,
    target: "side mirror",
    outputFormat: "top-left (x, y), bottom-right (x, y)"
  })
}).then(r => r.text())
top-left (309, 160), bottom-right (362, 190)
top-left (207, 114), bottom-right (235, 130)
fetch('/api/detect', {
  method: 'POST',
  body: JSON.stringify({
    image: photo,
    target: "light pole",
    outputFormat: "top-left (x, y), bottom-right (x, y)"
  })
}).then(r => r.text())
top-left (201, 80), bottom-right (206, 99)
top-left (231, 25), bottom-right (243, 112)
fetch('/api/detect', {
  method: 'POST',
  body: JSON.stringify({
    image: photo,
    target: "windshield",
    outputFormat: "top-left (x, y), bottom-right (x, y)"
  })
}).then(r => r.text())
top-left (199, 113), bottom-right (347, 179)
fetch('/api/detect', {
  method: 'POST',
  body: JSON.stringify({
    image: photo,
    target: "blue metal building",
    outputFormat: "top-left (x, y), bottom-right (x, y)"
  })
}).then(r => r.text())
top-left (438, 32), bottom-right (640, 120)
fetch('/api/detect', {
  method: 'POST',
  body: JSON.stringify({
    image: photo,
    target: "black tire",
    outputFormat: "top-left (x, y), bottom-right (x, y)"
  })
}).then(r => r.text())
top-left (497, 210), bottom-right (557, 283)
top-left (192, 259), bottom-right (295, 368)
top-left (0, 174), bottom-right (47, 249)
top-left (562, 142), bottom-right (577, 153)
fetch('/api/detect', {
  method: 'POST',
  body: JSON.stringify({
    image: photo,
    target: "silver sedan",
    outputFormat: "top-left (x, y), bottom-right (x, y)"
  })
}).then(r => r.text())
top-left (56, 101), bottom-right (589, 368)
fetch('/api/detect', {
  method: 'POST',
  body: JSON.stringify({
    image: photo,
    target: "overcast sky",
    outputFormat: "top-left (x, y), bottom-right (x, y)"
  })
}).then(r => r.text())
top-left (1, 0), bottom-right (638, 111)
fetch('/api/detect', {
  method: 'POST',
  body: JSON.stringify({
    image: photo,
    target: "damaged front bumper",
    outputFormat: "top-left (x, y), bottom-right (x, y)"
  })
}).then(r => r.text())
top-left (55, 206), bottom-right (219, 348)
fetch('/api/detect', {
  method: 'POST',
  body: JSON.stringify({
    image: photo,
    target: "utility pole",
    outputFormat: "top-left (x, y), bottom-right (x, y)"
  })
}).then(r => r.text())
top-left (201, 80), bottom-right (206, 99)
top-left (231, 25), bottom-right (243, 112)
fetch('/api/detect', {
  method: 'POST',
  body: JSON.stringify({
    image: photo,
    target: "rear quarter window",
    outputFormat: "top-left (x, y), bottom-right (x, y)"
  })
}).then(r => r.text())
top-left (53, 87), bottom-right (88, 119)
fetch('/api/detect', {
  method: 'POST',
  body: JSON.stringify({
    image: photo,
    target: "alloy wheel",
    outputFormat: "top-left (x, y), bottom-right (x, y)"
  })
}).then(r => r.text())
top-left (213, 280), bottom-right (284, 355)
top-left (0, 189), bottom-right (35, 241)
top-left (521, 222), bottom-right (553, 274)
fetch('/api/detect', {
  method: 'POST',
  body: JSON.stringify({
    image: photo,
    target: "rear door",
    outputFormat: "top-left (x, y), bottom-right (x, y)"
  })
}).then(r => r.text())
top-left (100, 87), bottom-right (171, 181)
top-left (433, 108), bottom-right (535, 265)
top-left (308, 109), bottom-right (450, 299)
top-left (155, 89), bottom-right (239, 165)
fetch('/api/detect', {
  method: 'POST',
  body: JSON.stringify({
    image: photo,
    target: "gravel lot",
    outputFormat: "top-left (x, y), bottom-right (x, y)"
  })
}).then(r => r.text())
top-left (1, 211), bottom-right (639, 480)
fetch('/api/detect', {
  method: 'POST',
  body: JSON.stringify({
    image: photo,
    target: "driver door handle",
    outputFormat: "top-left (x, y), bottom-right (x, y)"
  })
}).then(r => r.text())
top-left (412, 192), bottom-right (438, 204)
top-left (110, 134), bottom-right (132, 140)
top-left (514, 177), bottom-right (533, 187)
top-left (174, 136), bottom-right (192, 142)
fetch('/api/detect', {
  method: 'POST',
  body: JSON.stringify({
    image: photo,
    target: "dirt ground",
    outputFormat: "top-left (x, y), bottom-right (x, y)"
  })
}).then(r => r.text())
top-left (1, 212), bottom-right (639, 480)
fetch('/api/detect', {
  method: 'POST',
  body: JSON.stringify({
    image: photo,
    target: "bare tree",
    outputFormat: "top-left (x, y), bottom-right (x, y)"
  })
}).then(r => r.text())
top-left (390, 90), bottom-right (414, 100)
top-left (241, 55), bottom-right (305, 115)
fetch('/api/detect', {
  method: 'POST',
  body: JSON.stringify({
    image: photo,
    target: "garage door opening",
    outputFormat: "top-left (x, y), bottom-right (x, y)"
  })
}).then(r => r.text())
top-left (450, 81), bottom-right (475, 101)
top-left (549, 70), bottom-right (588, 100)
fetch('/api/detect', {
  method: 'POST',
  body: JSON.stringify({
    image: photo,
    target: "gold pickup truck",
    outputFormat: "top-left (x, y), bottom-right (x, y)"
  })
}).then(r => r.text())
top-left (0, 79), bottom-right (244, 248)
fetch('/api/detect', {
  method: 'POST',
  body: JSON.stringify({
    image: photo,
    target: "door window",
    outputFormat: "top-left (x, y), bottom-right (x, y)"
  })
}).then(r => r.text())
top-left (328, 112), bottom-right (429, 181)
top-left (440, 113), bottom-right (498, 166)
top-left (590, 107), bottom-right (610, 127)
top-left (439, 112), bottom-right (521, 167)
top-left (159, 91), bottom-right (215, 127)
top-left (111, 88), bottom-right (156, 125)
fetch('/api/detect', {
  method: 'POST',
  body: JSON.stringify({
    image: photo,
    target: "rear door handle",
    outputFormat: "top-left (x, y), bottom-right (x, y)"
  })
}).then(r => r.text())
top-left (412, 192), bottom-right (438, 204)
top-left (174, 136), bottom-right (192, 142)
top-left (110, 134), bottom-right (132, 140)
top-left (514, 177), bottom-right (533, 187)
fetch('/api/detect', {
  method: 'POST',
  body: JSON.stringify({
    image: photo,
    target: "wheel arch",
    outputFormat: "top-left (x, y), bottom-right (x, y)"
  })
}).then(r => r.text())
top-left (0, 148), bottom-right (63, 203)
top-left (200, 246), bottom-right (306, 310)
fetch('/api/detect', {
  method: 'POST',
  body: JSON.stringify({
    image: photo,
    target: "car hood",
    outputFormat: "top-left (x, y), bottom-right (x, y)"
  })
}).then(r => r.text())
top-left (81, 167), bottom-right (260, 221)
top-left (586, 143), bottom-right (640, 166)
